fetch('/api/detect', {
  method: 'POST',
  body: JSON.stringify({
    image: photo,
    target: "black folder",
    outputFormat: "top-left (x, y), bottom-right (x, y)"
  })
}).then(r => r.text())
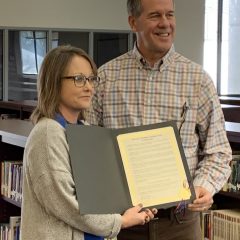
top-left (66, 121), bottom-right (195, 214)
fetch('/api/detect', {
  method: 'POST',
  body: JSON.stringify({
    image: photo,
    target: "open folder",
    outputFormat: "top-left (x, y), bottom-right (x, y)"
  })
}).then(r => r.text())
top-left (66, 121), bottom-right (195, 214)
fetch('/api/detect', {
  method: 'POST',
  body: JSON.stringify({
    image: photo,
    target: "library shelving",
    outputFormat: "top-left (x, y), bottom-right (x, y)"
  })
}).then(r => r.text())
top-left (213, 121), bottom-right (240, 209)
top-left (219, 97), bottom-right (240, 208)
top-left (0, 100), bottom-right (240, 239)
top-left (0, 119), bottom-right (32, 224)
top-left (0, 100), bottom-right (36, 120)
top-left (206, 121), bottom-right (240, 240)
top-left (0, 100), bottom-right (34, 225)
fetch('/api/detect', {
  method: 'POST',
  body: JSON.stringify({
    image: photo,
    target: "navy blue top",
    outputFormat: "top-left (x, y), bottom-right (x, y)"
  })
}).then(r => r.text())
top-left (55, 113), bottom-right (104, 240)
top-left (55, 113), bottom-right (84, 128)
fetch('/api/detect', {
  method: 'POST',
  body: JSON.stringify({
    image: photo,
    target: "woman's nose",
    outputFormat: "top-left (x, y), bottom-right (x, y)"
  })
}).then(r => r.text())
top-left (84, 80), bottom-right (94, 91)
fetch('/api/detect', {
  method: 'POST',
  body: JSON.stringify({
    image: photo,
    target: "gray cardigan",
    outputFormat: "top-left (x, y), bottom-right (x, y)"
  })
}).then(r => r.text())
top-left (20, 118), bottom-right (122, 240)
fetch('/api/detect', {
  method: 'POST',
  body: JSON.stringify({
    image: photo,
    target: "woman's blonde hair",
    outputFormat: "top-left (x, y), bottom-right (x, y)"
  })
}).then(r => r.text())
top-left (31, 45), bottom-right (97, 124)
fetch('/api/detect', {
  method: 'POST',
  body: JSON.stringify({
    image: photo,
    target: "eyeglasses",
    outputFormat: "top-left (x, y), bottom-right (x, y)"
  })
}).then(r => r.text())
top-left (61, 74), bottom-right (100, 88)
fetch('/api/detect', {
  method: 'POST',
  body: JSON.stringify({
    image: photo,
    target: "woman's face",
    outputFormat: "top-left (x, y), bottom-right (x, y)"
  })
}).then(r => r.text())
top-left (59, 55), bottom-right (94, 122)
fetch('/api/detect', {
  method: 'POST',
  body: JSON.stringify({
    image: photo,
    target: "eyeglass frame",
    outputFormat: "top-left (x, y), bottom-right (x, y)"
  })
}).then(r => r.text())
top-left (61, 73), bottom-right (100, 88)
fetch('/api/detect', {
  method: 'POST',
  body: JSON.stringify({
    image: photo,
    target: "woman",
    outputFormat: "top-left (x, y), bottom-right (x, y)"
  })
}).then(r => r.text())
top-left (20, 45), bottom-right (156, 240)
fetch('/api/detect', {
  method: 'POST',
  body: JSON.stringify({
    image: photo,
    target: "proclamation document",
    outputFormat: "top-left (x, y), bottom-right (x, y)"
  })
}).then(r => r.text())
top-left (117, 126), bottom-right (191, 207)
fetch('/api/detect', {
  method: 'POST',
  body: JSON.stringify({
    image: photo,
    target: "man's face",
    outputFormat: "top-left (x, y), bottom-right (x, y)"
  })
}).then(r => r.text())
top-left (129, 0), bottom-right (176, 62)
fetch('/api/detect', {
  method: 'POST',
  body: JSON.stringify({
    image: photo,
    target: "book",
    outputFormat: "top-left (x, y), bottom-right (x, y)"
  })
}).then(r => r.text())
top-left (227, 154), bottom-right (240, 192)
top-left (201, 211), bottom-right (211, 240)
top-left (9, 216), bottom-right (21, 240)
top-left (1, 161), bottom-right (23, 202)
top-left (211, 209), bottom-right (240, 240)
top-left (0, 223), bottom-right (9, 240)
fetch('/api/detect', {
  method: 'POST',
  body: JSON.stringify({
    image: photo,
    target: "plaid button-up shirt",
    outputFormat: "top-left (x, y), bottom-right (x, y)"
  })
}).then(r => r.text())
top-left (86, 45), bottom-right (232, 195)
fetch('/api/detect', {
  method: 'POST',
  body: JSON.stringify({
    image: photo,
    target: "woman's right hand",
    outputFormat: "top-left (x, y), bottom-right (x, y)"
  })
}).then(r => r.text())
top-left (121, 204), bottom-right (157, 229)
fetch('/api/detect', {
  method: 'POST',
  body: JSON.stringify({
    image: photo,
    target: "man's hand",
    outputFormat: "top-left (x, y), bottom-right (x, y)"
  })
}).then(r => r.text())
top-left (188, 186), bottom-right (213, 212)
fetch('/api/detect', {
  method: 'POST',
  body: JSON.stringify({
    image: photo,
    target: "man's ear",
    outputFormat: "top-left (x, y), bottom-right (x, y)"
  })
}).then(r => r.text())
top-left (128, 15), bottom-right (137, 32)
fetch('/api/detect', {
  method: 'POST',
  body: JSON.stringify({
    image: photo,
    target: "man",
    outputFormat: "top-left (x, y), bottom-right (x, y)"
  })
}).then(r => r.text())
top-left (87, 0), bottom-right (232, 239)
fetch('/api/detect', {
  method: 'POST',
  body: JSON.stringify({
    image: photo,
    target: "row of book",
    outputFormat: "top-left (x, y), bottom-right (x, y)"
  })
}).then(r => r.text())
top-left (222, 154), bottom-right (240, 193)
top-left (1, 161), bottom-right (23, 203)
top-left (201, 209), bottom-right (240, 240)
top-left (0, 216), bottom-right (20, 240)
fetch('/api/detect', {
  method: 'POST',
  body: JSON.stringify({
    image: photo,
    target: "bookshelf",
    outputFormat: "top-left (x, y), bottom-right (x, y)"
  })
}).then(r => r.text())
top-left (0, 119), bottom-right (33, 224)
top-left (219, 96), bottom-right (240, 106)
top-left (0, 100), bottom-right (37, 120)
top-left (221, 97), bottom-right (240, 124)
top-left (0, 103), bottom-right (240, 239)
top-left (221, 104), bottom-right (240, 123)
top-left (213, 121), bottom-right (240, 211)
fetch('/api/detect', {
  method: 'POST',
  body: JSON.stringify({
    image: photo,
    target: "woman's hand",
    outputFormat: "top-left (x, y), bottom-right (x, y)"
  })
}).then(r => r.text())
top-left (121, 204), bottom-right (158, 229)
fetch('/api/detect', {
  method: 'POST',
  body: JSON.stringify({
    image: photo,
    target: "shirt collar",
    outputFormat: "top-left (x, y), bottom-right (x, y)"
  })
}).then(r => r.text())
top-left (132, 43), bottom-right (175, 71)
top-left (55, 113), bottom-right (84, 129)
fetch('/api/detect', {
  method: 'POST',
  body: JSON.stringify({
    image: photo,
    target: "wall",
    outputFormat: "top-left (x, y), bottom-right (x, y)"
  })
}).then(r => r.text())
top-left (174, 0), bottom-right (205, 65)
top-left (0, 0), bottom-right (205, 64)
top-left (0, 0), bottom-right (129, 30)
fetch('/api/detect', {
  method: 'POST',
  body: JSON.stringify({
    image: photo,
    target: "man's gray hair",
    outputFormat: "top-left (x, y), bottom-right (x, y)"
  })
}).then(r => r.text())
top-left (127, 0), bottom-right (143, 17)
top-left (127, 0), bottom-right (175, 17)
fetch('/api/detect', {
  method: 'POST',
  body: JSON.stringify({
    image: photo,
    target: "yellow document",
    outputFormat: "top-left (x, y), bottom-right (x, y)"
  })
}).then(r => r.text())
top-left (117, 126), bottom-right (191, 207)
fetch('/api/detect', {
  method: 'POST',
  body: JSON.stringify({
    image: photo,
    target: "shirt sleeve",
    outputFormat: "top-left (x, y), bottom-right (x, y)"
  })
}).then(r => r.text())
top-left (193, 73), bottom-right (232, 195)
top-left (28, 120), bottom-right (121, 238)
